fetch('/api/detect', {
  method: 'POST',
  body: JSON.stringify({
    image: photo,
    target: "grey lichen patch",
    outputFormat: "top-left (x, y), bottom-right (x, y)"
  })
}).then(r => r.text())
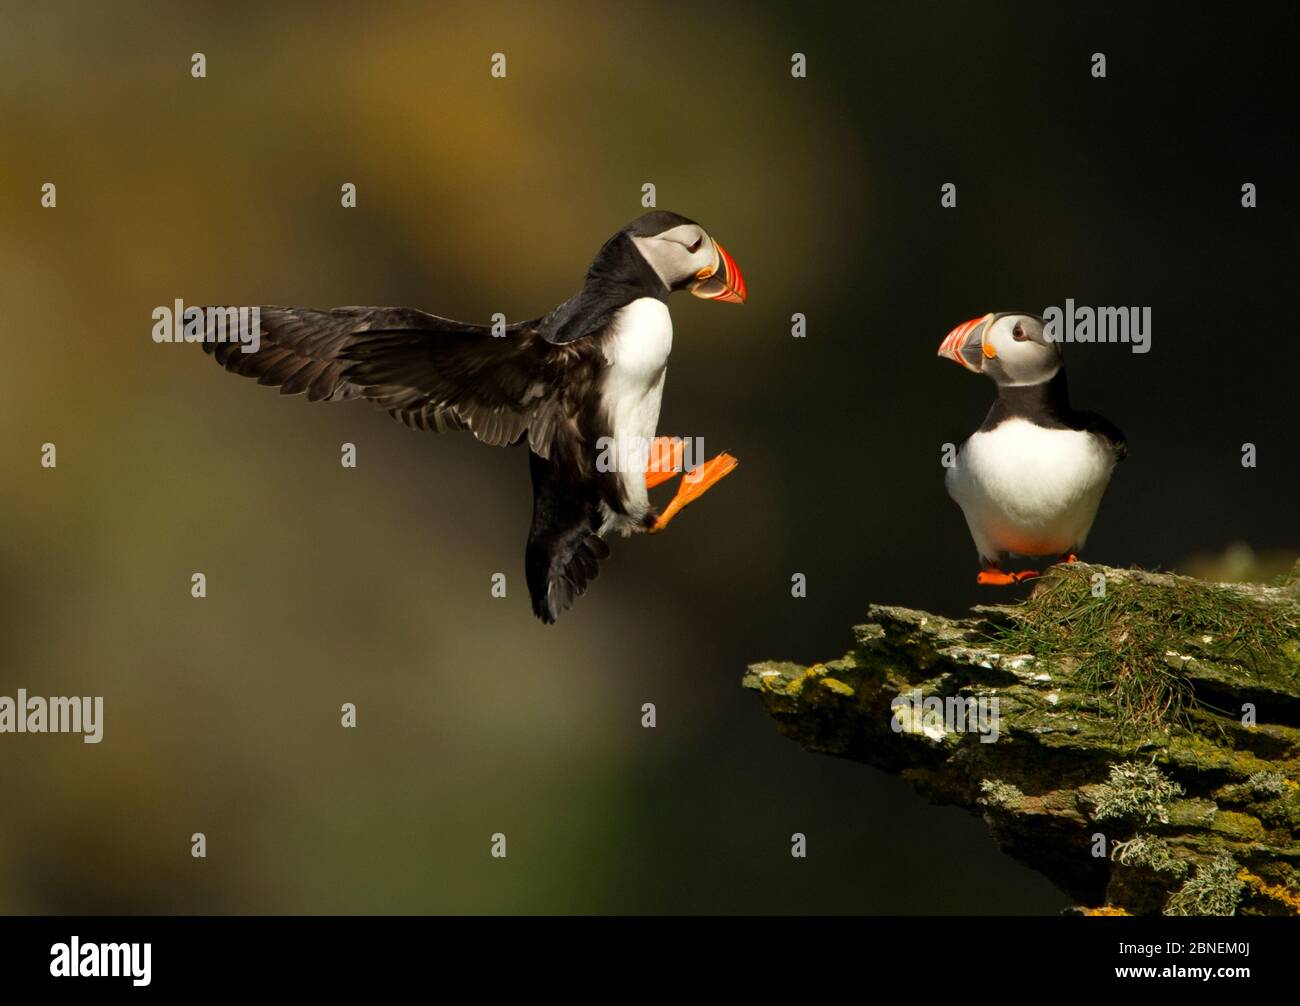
top-left (1092, 761), bottom-right (1186, 825)
top-left (980, 779), bottom-right (1024, 809)
top-left (1164, 853), bottom-right (1245, 916)
top-left (1247, 770), bottom-right (1289, 799)
top-left (1111, 835), bottom-right (1190, 878)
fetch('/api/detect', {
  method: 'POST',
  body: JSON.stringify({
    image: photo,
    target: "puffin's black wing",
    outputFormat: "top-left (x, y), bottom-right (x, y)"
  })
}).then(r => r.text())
top-left (524, 450), bottom-right (610, 623)
top-left (1076, 411), bottom-right (1128, 463)
top-left (201, 306), bottom-right (596, 457)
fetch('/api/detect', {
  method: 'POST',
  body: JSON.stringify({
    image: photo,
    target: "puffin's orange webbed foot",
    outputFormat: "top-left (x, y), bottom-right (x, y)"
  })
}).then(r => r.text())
top-left (644, 436), bottom-right (685, 489)
top-left (977, 567), bottom-right (1040, 585)
top-left (648, 453), bottom-right (739, 534)
top-left (1059, 552), bottom-right (1079, 564)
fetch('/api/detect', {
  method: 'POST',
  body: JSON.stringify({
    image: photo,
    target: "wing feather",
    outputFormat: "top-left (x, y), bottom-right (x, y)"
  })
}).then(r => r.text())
top-left (200, 306), bottom-right (597, 456)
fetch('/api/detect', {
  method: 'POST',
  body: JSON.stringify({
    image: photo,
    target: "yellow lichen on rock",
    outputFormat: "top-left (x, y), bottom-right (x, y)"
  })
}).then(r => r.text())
top-left (1238, 869), bottom-right (1300, 914)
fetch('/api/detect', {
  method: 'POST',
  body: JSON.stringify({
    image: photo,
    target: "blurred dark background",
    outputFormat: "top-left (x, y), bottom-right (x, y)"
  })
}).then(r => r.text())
top-left (1, 1), bottom-right (1295, 914)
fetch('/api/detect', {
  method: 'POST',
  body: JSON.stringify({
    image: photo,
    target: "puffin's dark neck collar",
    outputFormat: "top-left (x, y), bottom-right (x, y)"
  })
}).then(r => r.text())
top-left (982, 369), bottom-right (1075, 430)
top-left (583, 232), bottom-right (670, 303)
top-left (539, 233), bottom-right (669, 344)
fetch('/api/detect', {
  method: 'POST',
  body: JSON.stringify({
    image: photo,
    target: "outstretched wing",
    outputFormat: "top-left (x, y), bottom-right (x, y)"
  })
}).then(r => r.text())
top-left (200, 306), bottom-right (596, 457)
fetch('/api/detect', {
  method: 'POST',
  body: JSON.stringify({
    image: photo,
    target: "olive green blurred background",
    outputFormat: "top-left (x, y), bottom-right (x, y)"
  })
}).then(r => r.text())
top-left (1, 2), bottom-right (1295, 913)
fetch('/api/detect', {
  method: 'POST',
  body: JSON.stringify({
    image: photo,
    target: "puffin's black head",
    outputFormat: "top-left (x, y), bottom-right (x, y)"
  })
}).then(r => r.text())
top-left (621, 211), bottom-right (747, 304)
top-left (938, 311), bottom-right (1062, 386)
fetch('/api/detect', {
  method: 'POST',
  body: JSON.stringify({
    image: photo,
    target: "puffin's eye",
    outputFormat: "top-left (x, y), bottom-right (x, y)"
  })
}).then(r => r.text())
top-left (1012, 322), bottom-right (1028, 341)
top-left (687, 236), bottom-right (703, 253)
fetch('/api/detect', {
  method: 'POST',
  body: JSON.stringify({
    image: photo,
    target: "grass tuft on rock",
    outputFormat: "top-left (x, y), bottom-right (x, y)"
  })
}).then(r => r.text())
top-left (988, 563), bottom-right (1299, 733)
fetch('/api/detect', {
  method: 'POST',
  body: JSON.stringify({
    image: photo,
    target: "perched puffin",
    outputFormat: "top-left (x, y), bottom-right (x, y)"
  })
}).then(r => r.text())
top-left (202, 211), bottom-right (746, 622)
top-left (937, 312), bottom-right (1126, 584)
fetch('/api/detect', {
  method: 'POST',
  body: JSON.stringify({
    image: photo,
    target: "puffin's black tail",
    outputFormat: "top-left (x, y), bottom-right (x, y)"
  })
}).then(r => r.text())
top-left (526, 529), bottom-right (610, 624)
top-left (525, 450), bottom-right (610, 624)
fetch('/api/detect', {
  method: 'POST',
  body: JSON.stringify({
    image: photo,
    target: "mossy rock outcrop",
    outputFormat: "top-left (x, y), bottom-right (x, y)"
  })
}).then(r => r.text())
top-left (744, 561), bottom-right (1300, 915)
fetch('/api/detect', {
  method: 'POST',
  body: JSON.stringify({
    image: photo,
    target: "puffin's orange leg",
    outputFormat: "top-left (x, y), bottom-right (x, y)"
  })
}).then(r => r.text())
top-left (648, 453), bottom-right (739, 534)
top-left (1059, 552), bottom-right (1079, 564)
top-left (644, 436), bottom-right (685, 489)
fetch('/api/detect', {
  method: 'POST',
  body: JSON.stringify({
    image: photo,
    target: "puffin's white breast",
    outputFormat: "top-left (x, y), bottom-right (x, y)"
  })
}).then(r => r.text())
top-left (946, 418), bottom-right (1115, 558)
top-left (598, 297), bottom-right (672, 533)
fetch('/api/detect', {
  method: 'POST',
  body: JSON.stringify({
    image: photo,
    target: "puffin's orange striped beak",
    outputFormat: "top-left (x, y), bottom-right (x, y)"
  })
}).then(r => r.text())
top-left (938, 313), bottom-right (995, 372)
top-left (691, 239), bottom-right (747, 304)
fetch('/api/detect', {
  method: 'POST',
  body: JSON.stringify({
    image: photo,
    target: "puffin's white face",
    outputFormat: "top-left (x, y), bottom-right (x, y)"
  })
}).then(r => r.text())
top-left (631, 224), bottom-right (747, 303)
top-left (938, 312), bottom-right (1061, 386)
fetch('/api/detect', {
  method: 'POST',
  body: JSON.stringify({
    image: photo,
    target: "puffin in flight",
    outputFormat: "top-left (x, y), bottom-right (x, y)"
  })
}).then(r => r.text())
top-left (201, 210), bottom-right (746, 622)
top-left (937, 312), bottom-right (1126, 584)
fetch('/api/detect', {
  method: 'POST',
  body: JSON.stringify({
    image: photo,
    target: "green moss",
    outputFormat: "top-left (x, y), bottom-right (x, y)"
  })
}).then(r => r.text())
top-left (988, 564), bottom-right (1299, 733)
top-left (1093, 761), bottom-right (1186, 825)
top-left (1166, 732), bottom-right (1264, 777)
top-left (1164, 854), bottom-right (1245, 916)
top-left (1208, 810), bottom-right (1266, 841)
top-left (1164, 798), bottom-right (1219, 828)
top-left (819, 677), bottom-right (855, 697)
top-left (1253, 788), bottom-right (1300, 831)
